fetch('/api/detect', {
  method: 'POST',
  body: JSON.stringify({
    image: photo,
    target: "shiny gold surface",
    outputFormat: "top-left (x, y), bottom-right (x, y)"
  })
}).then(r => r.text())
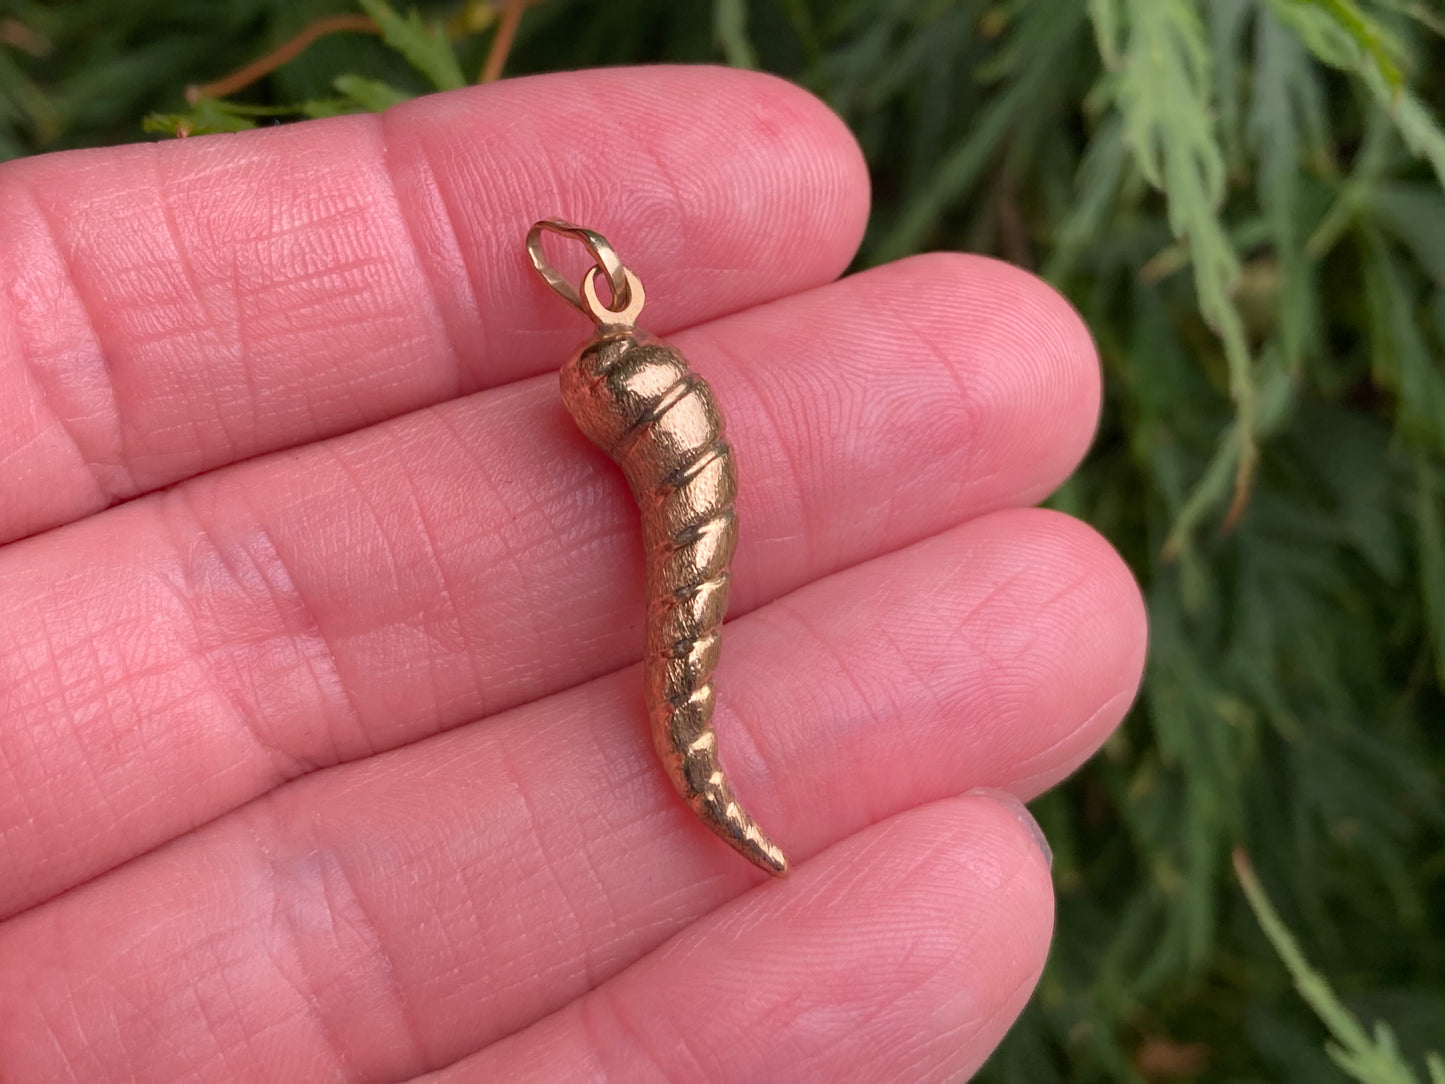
top-left (527, 219), bottom-right (788, 876)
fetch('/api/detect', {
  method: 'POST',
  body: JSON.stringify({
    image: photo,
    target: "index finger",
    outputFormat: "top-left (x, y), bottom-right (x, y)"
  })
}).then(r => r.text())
top-left (0, 66), bottom-right (867, 542)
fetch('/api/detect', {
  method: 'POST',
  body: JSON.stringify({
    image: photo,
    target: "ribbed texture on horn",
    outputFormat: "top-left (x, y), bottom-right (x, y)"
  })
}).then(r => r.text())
top-left (560, 332), bottom-right (787, 875)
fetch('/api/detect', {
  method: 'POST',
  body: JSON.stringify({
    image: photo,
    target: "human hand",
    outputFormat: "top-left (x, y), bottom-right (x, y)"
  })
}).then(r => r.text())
top-left (0, 68), bottom-right (1145, 1082)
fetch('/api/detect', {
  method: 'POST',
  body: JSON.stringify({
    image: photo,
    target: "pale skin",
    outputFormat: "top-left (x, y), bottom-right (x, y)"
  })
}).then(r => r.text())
top-left (0, 67), bottom-right (1146, 1082)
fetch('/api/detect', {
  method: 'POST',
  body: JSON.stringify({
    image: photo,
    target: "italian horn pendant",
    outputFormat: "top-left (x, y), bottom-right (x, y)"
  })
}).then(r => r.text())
top-left (526, 219), bottom-right (787, 876)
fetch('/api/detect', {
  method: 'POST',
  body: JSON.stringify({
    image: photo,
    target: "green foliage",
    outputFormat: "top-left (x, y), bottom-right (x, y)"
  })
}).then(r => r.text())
top-left (355, 0), bottom-right (465, 90)
top-left (1236, 850), bottom-right (1444, 1084)
top-left (1093, 0), bottom-right (1260, 553)
top-left (2, 0), bottom-right (1443, 1079)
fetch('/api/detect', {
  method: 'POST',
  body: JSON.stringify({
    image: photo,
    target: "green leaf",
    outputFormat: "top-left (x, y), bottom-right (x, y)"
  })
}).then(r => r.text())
top-left (1046, 115), bottom-right (1128, 282)
top-left (713, 0), bottom-right (759, 69)
top-left (1210, 0), bottom-right (1255, 167)
top-left (1416, 461), bottom-right (1445, 690)
top-left (1088, 0), bottom-right (1124, 67)
top-left (333, 73), bottom-right (414, 112)
top-left (1092, 0), bottom-right (1258, 536)
top-left (1286, 0), bottom-right (1405, 85)
top-left (355, 0), bottom-right (465, 92)
top-left (1364, 70), bottom-right (1445, 192)
top-left (1368, 182), bottom-right (1445, 288)
top-left (1250, 7), bottom-right (1324, 371)
top-left (875, 2), bottom-right (1085, 261)
top-left (1266, 0), bottom-right (1402, 78)
top-left (1236, 850), bottom-right (1442, 1084)
top-left (1363, 229), bottom-right (1445, 453)
top-left (142, 97), bottom-right (258, 135)
top-left (1376, 0), bottom-right (1445, 38)
top-left (1268, 0), bottom-right (1445, 189)
top-left (0, 46), bottom-right (61, 143)
top-left (141, 95), bottom-right (357, 136)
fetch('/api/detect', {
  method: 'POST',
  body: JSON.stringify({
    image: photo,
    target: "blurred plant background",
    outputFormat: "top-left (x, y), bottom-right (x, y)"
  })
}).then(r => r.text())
top-left (2, 0), bottom-right (1443, 1079)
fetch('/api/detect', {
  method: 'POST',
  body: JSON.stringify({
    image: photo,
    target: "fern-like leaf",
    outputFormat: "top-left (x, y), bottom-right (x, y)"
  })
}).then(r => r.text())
top-left (355, 0), bottom-right (465, 91)
top-left (1091, 0), bottom-right (1258, 545)
top-left (1236, 850), bottom-right (1443, 1084)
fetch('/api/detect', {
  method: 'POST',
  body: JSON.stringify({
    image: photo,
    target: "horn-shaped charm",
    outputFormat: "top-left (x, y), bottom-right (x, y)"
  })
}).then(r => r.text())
top-left (527, 219), bottom-right (787, 876)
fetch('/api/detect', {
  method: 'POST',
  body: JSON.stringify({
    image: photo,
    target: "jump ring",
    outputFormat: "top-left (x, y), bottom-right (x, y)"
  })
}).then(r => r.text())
top-left (526, 218), bottom-right (631, 315)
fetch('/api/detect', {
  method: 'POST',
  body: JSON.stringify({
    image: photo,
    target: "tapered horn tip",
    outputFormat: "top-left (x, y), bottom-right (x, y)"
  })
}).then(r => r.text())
top-left (746, 837), bottom-right (789, 877)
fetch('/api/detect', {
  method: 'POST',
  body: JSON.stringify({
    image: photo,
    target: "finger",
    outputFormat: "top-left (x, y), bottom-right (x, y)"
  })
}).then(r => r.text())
top-left (0, 65), bottom-right (866, 541)
top-left (0, 511), bottom-right (1143, 1084)
top-left (0, 252), bottom-right (1099, 918)
top-left (424, 794), bottom-right (1053, 1084)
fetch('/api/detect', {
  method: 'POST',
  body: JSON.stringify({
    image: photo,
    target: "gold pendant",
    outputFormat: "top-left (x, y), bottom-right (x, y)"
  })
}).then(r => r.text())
top-left (527, 219), bottom-right (788, 876)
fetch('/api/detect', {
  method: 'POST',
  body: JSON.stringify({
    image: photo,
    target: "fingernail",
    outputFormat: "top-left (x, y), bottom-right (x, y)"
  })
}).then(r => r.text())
top-left (966, 788), bottom-right (1053, 870)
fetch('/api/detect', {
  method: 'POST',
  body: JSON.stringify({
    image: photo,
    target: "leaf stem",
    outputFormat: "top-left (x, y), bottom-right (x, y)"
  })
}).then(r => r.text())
top-left (480, 0), bottom-right (530, 83)
top-left (186, 14), bottom-right (379, 104)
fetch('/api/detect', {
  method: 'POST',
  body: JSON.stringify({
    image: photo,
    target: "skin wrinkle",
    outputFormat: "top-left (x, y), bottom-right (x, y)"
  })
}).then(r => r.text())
top-left (186, 934), bottom-right (258, 1084)
top-left (26, 598), bottom-right (123, 854)
top-left (561, 84), bottom-right (689, 275)
top-left (444, 423), bottom-right (555, 698)
top-left (1007, 685), bottom-right (1141, 797)
top-left (234, 482), bottom-right (364, 774)
top-left (410, 125), bottom-right (528, 391)
top-left (912, 298), bottom-right (992, 511)
top-left (10, 184), bottom-right (134, 509)
top-left (490, 733), bottom-right (594, 1017)
top-left (163, 486), bottom-right (319, 781)
top-left (70, 575), bottom-right (177, 841)
top-left (585, 978), bottom-right (712, 1084)
top-left (717, 338), bottom-right (813, 577)
top-left (1, 332), bottom-right (96, 513)
top-left (634, 138), bottom-right (695, 285)
top-left (374, 420), bottom-right (481, 727)
top-left (243, 810), bottom-right (365, 1083)
top-left (148, 143), bottom-right (247, 462)
top-left (228, 242), bottom-right (264, 454)
top-left (309, 828), bottom-right (432, 1076)
top-left (997, 560), bottom-right (1109, 666)
top-left (539, 709), bottom-right (641, 992)
top-left (0, 607), bottom-right (85, 850)
top-left (209, 482), bottom-right (366, 775)
top-left (313, 439), bottom-right (414, 757)
top-left (768, 594), bottom-right (875, 786)
top-left (372, 112), bottom-right (466, 401)
top-left (16, 907), bottom-right (96, 1084)
top-left (549, 692), bottom-right (717, 981)
top-left (869, 611), bottom-right (953, 818)
top-left (422, 394), bottom-right (570, 701)
top-left (36, 900), bottom-right (169, 1081)
top-left (912, 253), bottom-right (1096, 511)
top-left (27, 997), bottom-right (80, 1084)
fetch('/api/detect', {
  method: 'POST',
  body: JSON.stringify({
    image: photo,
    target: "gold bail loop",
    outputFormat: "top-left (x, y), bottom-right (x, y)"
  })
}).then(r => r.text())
top-left (527, 218), bottom-right (643, 327)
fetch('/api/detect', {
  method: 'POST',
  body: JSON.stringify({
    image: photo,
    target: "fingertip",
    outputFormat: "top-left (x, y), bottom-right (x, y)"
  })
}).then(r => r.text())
top-left (790, 795), bottom-right (1056, 1079)
top-left (387, 65), bottom-right (870, 304)
top-left (965, 787), bottom-right (1054, 870)
top-left (971, 508), bottom-right (1146, 794)
top-left (908, 251), bottom-right (1101, 500)
top-left (704, 65), bottom-right (872, 268)
top-left (730, 251), bottom-right (1101, 529)
top-left (910, 793), bottom-right (1057, 940)
top-left (1022, 507), bottom-right (1148, 715)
